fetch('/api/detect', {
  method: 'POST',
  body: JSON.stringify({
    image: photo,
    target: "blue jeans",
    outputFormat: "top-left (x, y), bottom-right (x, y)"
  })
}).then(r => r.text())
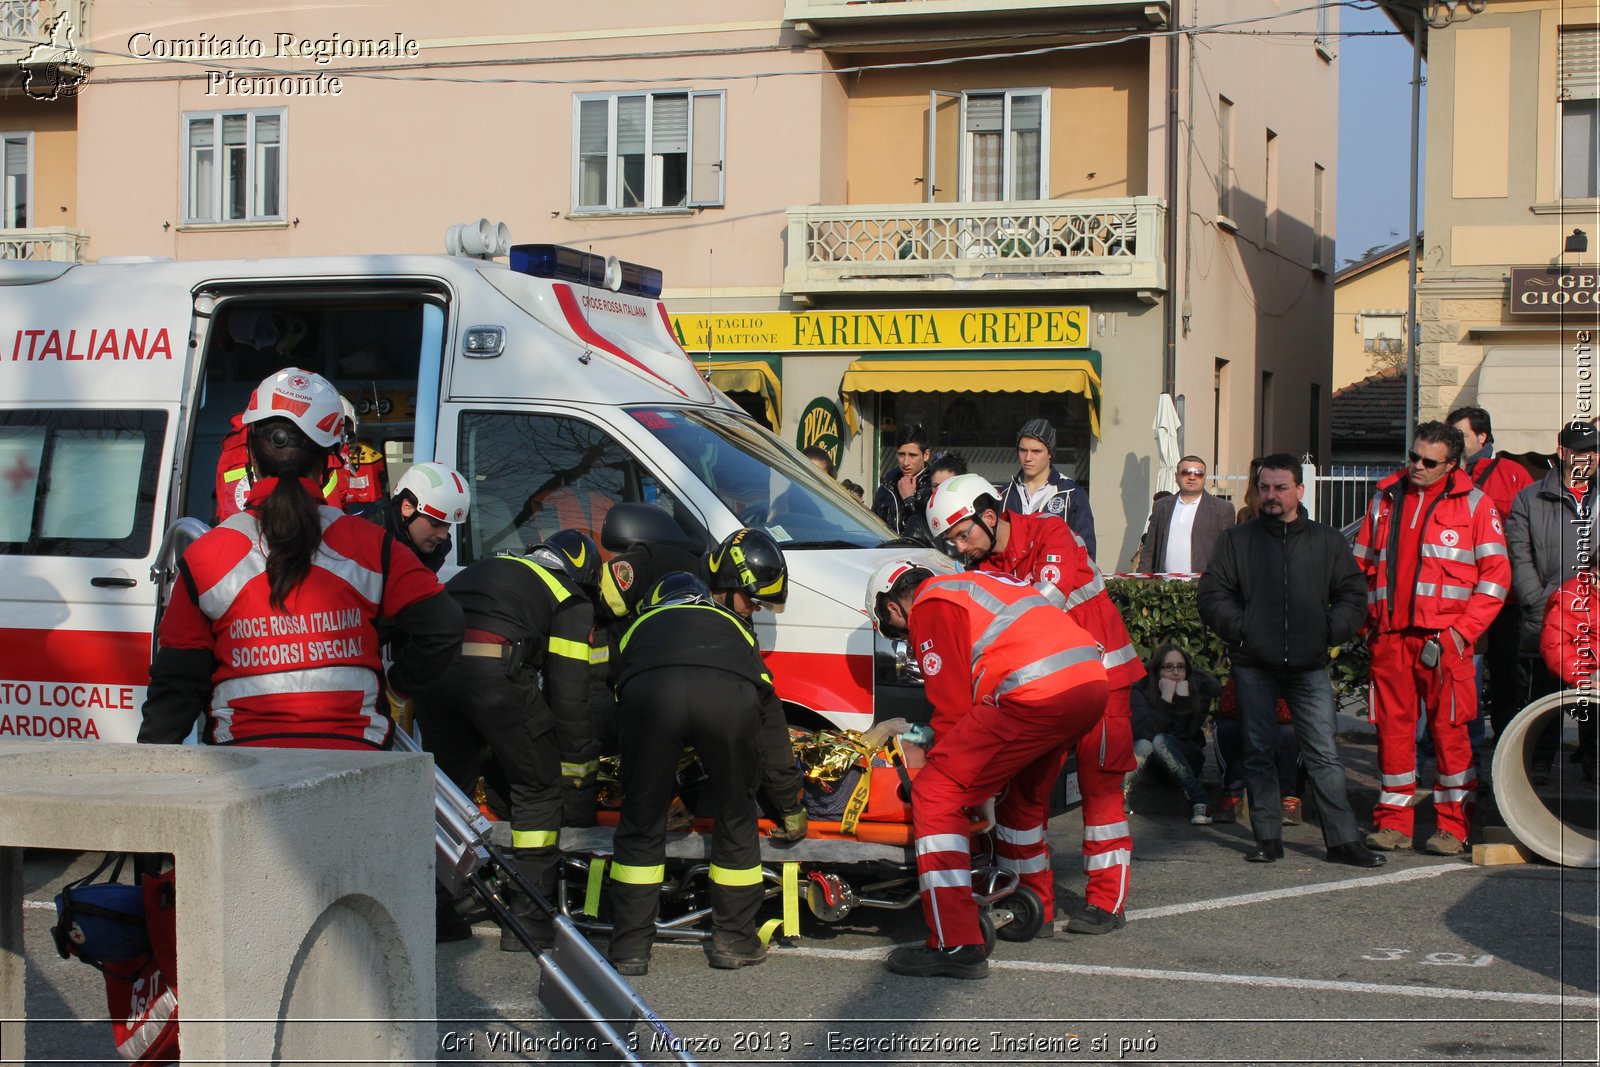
top-left (1133, 733), bottom-right (1207, 807)
top-left (1231, 664), bottom-right (1361, 848)
top-left (1215, 717), bottom-right (1300, 796)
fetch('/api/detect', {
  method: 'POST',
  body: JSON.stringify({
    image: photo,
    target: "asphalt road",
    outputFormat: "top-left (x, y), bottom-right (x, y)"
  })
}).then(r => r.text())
top-left (10, 732), bottom-right (1598, 1066)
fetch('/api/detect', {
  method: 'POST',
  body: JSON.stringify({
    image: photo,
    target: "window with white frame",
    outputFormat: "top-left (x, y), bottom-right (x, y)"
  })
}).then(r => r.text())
top-left (962, 90), bottom-right (1046, 202)
top-left (1218, 96), bottom-right (1235, 220)
top-left (183, 110), bottom-right (285, 224)
top-left (1560, 29), bottom-right (1598, 199)
top-left (1312, 163), bottom-right (1327, 270)
top-left (573, 90), bottom-right (724, 212)
top-left (2, 133), bottom-right (30, 228)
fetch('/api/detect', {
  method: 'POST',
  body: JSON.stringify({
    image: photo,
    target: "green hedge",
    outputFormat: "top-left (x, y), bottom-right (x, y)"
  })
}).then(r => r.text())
top-left (1104, 577), bottom-right (1369, 707)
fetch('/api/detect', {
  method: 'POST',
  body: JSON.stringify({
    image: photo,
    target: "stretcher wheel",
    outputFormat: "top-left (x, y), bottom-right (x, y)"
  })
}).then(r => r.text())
top-left (995, 885), bottom-right (1045, 942)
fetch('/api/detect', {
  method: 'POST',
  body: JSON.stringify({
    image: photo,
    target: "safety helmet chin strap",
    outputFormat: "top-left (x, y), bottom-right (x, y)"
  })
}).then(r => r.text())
top-left (971, 505), bottom-right (999, 557)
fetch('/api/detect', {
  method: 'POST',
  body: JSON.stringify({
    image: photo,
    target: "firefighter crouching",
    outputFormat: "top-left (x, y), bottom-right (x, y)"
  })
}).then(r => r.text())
top-left (866, 560), bottom-right (1109, 980)
top-left (607, 529), bottom-right (806, 977)
top-left (413, 530), bottom-right (601, 948)
top-left (140, 368), bottom-right (462, 750)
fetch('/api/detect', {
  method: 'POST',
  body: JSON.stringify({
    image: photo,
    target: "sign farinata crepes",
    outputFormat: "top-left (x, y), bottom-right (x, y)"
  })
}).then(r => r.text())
top-left (1510, 266), bottom-right (1600, 316)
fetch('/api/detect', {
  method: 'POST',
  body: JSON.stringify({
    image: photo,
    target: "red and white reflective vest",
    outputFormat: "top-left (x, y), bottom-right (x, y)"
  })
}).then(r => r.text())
top-left (977, 511), bottom-right (1143, 688)
top-left (161, 483), bottom-right (444, 748)
top-left (911, 571), bottom-right (1106, 708)
top-left (1352, 467), bottom-right (1512, 642)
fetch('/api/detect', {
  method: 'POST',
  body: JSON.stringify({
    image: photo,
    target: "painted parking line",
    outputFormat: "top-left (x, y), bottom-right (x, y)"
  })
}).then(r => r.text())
top-left (1128, 859), bottom-right (1479, 920)
top-left (774, 943), bottom-right (1582, 1008)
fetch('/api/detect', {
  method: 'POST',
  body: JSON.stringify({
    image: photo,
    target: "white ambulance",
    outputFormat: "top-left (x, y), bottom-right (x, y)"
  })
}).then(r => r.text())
top-left (0, 234), bottom-right (943, 744)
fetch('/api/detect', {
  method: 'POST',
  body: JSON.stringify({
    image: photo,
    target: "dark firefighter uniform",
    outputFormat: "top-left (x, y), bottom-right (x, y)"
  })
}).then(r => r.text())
top-left (414, 553), bottom-right (594, 947)
top-left (607, 597), bottom-right (800, 971)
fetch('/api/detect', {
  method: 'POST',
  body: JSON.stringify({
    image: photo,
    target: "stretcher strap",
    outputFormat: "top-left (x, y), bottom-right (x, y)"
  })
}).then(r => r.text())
top-left (758, 917), bottom-right (784, 945)
top-left (584, 856), bottom-right (607, 917)
top-left (840, 763), bottom-right (872, 835)
top-left (784, 860), bottom-right (799, 937)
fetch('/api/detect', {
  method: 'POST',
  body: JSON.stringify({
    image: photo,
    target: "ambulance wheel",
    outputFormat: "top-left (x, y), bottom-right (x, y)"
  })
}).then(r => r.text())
top-left (996, 885), bottom-right (1045, 942)
top-left (977, 909), bottom-right (997, 955)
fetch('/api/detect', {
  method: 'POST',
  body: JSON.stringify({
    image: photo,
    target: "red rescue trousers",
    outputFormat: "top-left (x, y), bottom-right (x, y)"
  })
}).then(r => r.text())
top-left (912, 673), bottom-right (1108, 948)
top-left (1369, 631), bottom-right (1478, 840)
top-left (1075, 684), bottom-right (1135, 914)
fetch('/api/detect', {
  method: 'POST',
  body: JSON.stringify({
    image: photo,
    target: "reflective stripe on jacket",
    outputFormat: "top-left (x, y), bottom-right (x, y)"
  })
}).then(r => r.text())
top-left (912, 571), bottom-right (1106, 706)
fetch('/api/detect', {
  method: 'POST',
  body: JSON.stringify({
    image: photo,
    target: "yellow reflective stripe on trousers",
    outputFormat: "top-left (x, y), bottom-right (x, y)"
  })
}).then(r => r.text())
top-left (561, 760), bottom-right (598, 778)
top-left (511, 828), bottom-right (559, 849)
top-left (709, 863), bottom-right (764, 887)
top-left (584, 856), bottom-right (607, 916)
top-left (548, 636), bottom-right (590, 662)
top-left (610, 861), bottom-right (666, 885)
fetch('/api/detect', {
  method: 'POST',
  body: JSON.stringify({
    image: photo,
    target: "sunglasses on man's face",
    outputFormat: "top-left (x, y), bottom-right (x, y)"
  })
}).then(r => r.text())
top-left (1407, 451), bottom-right (1445, 470)
top-left (1178, 468), bottom-right (1205, 477)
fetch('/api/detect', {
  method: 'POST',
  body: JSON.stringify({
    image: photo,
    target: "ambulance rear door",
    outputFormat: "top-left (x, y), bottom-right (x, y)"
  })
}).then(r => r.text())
top-left (0, 264), bottom-right (195, 743)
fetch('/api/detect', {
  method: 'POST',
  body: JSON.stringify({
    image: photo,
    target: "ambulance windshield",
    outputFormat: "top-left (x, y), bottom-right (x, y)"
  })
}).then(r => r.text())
top-left (630, 407), bottom-right (890, 548)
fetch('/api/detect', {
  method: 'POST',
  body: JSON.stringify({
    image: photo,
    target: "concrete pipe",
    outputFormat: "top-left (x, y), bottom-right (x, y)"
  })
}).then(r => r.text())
top-left (1491, 689), bottom-right (1599, 868)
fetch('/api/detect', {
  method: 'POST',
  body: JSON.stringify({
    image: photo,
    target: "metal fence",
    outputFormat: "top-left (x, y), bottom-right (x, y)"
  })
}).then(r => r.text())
top-left (1208, 463), bottom-right (1388, 534)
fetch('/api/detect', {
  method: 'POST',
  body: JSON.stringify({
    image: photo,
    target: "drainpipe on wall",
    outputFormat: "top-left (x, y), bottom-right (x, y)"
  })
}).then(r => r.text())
top-left (1163, 0), bottom-right (1182, 405)
top-left (1403, 5), bottom-right (1423, 449)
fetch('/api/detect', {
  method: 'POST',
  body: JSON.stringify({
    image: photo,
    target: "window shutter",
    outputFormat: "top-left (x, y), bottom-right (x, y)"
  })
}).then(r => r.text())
top-left (222, 114), bottom-right (248, 145)
top-left (966, 95), bottom-right (1003, 132)
top-left (1010, 94), bottom-right (1042, 132)
top-left (254, 114), bottom-right (280, 146)
top-left (578, 99), bottom-right (609, 155)
top-left (688, 90), bottom-right (724, 207)
top-left (4, 138), bottom-right (27, 176)
top-left (188, 117), bottom-right (215, 149)
top-left (616, 97), bottom-right (646, 155)
top-left (1562, 28), bottom-right (1599, 102)
top-left (652, 94), bottom-right (689, 154)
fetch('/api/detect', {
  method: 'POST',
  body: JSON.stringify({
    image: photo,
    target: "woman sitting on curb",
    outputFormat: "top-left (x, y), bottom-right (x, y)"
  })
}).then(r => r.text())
top-left (1127, 644), bottom-right (1221, 824)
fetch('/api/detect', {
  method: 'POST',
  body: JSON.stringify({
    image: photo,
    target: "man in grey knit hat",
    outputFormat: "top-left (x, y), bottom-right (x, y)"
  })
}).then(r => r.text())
top-left (999, 418), bottom-right (1097, 560)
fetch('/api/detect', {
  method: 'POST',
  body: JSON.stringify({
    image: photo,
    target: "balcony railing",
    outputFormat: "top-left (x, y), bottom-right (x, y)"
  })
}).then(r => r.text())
top-left (1, 227), bottom-right (90, 262)
top-left (784, 197), bottom-right (1166, 298)
top-left (1, 1), bottom-right (95, 87)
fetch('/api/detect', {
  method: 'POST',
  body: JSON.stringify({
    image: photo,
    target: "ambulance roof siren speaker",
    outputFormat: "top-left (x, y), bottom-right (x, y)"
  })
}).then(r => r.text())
top-left (445, 218), bottom-right (513, 259)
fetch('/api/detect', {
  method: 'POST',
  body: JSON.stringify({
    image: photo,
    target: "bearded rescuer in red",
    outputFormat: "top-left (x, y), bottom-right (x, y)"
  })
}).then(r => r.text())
top-left (140, 369), bottom-right (462, 749)
top-left (926, 474), bottom-right (1143, 935)
top-left (868, 561), bottom-right (1108, 979)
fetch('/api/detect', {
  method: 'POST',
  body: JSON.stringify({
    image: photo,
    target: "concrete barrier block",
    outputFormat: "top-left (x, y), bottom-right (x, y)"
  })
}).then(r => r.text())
top-left (0, 741), bottom-right (435, 1063)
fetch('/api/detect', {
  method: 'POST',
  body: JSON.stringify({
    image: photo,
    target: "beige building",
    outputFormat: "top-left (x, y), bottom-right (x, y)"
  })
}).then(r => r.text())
top-left (1333, 240), bottom-right (1412, 389)
top-left (1410, 0), bottom-right (1600, 455)
top-left (1, 0), bottom-right (1339, 561)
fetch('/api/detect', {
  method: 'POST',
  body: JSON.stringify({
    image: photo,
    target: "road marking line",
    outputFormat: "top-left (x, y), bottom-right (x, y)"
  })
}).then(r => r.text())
top-left (1129, 860), bottom-right (1479, 920)
top-left (777, 944), bottom-right (1584, 1007)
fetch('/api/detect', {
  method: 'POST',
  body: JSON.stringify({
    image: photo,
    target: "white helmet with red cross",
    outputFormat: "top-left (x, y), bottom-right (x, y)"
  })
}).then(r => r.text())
top-left (394, 462), bottom-right (471, 525)
top-left (865, 558), bottom-right (935, 633)
top-left (925, 473), bottom-right (1001, 540)
top-left (242, 368), bottom-right (346, 448)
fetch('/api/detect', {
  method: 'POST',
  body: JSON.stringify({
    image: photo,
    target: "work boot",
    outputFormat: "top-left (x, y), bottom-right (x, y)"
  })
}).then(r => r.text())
top-left (498, 886), bottom-right (555, 953)
top-left (435, 886), bottom-right (474, 944)
top-left (1065, 904), bottom-right (1127, 934)
top-left (708, 940), bottom-right (768, 970)
top-left (884, 944), bottom-right (989, 979)
top-left (1424, 831), bottom-right (1466, 856)
top-left (610, 957), bottom-right (649, 977)
top-left (1364, 828), bottom-right (1412, 851)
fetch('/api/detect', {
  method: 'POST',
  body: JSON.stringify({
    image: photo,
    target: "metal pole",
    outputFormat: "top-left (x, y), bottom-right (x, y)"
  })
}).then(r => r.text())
top-left (1403, 7), bottom-right (1423, 450)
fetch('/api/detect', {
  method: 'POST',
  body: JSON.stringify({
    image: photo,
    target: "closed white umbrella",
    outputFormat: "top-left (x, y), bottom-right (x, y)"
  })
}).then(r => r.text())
top-left (1153, 393), bottom-right (1182, 495)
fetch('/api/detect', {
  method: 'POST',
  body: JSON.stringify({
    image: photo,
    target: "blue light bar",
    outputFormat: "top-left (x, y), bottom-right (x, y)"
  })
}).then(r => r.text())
top-left (509, 244), bottom-right (663, 299)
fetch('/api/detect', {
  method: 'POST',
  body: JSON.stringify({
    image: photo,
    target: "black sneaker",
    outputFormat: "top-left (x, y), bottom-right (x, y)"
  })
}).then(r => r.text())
top-left (884, 944), bottom-right (989, 979)
top-left (1065, 905), bottom-right (1127, 935)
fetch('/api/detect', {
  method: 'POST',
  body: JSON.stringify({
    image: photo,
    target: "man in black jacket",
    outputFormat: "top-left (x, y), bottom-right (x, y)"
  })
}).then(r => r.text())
top-left (1197, 453), bottom-right (1382, 868)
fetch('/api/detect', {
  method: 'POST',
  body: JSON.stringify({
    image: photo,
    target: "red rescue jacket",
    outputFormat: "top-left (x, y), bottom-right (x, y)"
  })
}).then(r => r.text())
top-left (1541, 572), bottom-right (1600, 688)
top-left (1352, 466), bottom-right (1511, 643)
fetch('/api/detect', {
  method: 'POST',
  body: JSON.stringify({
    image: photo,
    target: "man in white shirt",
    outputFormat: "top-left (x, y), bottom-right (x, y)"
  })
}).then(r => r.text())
top-left (1138, 455), bottom-right (1235, 575)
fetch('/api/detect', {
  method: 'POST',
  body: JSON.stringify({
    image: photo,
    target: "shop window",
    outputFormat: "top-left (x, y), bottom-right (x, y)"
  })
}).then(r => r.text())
top-left (0, 410), bottom-right (167, 558)
top-left (184, 109), bottom-right (285, 223)
top-left (2, 132), bottom-right (30, 228)
top-left (573, 90), bottom-right (725, 212)
top-left (874, 392), bottom-right (1091, 489)
top-left (456, 411), bottom-right (699, 561)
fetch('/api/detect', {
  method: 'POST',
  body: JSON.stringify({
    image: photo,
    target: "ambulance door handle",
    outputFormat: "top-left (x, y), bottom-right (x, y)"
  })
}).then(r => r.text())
top-left (91, 576), bottom-right (138, 588)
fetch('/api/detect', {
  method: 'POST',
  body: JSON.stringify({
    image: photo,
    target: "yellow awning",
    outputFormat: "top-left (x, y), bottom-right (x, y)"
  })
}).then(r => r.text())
top-left (840, 356), bottom-right (1101, 437)
top-left (695, 359), bottom-right (781, 431)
